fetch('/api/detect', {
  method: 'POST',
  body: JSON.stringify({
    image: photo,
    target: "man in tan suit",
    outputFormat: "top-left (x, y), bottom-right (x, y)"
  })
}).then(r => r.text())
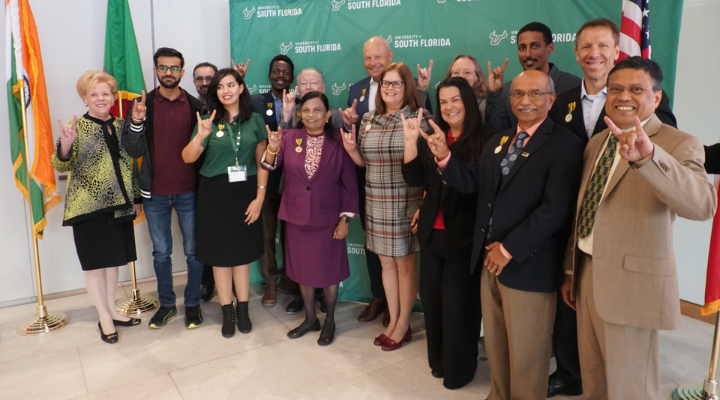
top-left (561, 56), bottom-right (717, 399)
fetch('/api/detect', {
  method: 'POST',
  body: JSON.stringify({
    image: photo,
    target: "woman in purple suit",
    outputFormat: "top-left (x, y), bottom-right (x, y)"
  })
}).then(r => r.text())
top-left (262, 91), bottom-right (359, 346)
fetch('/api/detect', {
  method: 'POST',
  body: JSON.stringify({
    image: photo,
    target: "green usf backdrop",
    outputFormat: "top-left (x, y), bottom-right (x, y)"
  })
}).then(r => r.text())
top-left (232, 0), bottom-right (683, 303)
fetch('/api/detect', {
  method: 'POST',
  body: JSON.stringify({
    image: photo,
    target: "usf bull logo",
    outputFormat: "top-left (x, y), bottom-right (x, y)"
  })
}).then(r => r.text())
top-left (243, 7), bottom-right (256, 19)
top-left (332, 82), bottom-right (346, 96)
top-left (247, 84), bottom-right (257, 94)
top-left (331, 0), bottom-right (345, 11)
top-left (279, 42), bottom-right (293, 55)
top-left (489, 30), bottom-right (508, 46)
top-left (387, 35), bottom-right (392, 44)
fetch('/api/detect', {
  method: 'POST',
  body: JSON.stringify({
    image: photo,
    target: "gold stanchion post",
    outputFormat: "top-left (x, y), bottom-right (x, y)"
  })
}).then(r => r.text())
top-left (672, 313), bottom-right (720, 400)
top-left (15, 83), bottom-right (69, 336)
top-left (114, 98), bottom-right (158, 316)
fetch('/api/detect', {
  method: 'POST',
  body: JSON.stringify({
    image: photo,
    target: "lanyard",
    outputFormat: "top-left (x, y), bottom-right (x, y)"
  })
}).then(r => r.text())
top-left (223, 121), bottom-right (242, 167)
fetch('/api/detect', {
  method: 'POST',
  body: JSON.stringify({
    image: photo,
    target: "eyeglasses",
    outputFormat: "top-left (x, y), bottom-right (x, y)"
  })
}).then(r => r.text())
top-left (156, 65), bottom-right (181, 73)
top-left (607, 85), bottom-right (658, 95)
top-left (509, 90), bottom-right (554, 100)
top-left (451, 70), bottom-right (476, 78)
top-left (194, 76), bottom-right (213, 83)
top-left (380, 80), bottom-right (404, 89)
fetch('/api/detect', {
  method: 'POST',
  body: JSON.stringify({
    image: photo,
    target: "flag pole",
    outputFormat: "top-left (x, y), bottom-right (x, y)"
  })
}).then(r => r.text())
top-left (15, 82), bottom-right (69, 336)
top-left (672, 313), bottom-right (720, 400)
top-left (114, 98), bottom-right (158, 316)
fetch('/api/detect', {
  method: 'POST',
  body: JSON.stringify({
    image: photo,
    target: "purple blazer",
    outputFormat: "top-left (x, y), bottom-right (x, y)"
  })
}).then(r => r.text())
top-left (263, 127), bottom-right (359, 227)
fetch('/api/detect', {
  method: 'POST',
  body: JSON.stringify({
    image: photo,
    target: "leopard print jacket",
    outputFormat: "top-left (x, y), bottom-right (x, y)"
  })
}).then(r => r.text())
top-left (51, 116), bottom-right (140, 225)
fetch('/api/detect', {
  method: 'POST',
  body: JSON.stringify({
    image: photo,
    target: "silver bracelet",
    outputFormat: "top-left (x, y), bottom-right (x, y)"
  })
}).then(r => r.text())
top-left (257, 186), bottom-right (267, 189)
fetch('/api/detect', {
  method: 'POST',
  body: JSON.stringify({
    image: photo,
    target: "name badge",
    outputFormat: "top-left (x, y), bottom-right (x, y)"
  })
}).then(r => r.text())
top-left (228, 165), bottom-right (247, 182)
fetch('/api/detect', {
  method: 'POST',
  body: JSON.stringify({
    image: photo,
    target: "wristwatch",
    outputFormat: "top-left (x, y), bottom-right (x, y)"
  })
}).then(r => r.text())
top-left (341, 216), bottom-right (350, 224)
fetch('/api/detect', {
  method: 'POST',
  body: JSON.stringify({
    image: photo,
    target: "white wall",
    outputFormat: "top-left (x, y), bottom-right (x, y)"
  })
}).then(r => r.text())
top-left (0, 0), bottom-right (230, 305)
top-left (0, 0), bottom-right (718, 306)
top-left (672, 0), bottom-right (720, 305)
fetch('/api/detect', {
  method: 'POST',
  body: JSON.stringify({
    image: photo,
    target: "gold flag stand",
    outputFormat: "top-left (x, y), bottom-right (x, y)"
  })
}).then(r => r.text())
top-left (673, 313), bottom-right (720, 400)
top-left (113, 99), bottom-right (158, 316)
top-left (15, 83), bottom-right (69, 336)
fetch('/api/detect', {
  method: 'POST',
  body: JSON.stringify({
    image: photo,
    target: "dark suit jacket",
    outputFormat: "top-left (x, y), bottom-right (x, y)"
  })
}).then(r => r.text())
top-left (549, 83), bottom-right (678, 145)
top-left (346, 76), bottom-right (433, 133)
top-left (705, 143), bottom-right (720, 174)
top-left (262, 127), bottom-right (359, 227)
top-left (441, 117), bottom-right (584, 292)
top-left (484, 63), bottom-right (581, 140)
top-left (401, 139), bottom-right (478, 251)
top-left (251, 91), bottom-right (301, 193)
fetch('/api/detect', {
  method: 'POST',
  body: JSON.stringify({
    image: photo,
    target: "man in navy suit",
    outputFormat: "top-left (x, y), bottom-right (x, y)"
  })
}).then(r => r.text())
top-left (546, 19), bottom-right (677, 397)
top-left (250, 55), bottom-right (301, 311)
top-left (342, 36), bottom-right (433, 326)
top-left (428, 70), bottom-right (584, 399)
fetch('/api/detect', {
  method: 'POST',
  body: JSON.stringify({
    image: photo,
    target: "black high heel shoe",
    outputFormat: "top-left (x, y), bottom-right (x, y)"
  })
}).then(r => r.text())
top-left (317, 321), bottom-right (335, 346)
top-left (112, 318), bottom-right (141, 327)
top-left (98, 322), bottom-right (119, 344)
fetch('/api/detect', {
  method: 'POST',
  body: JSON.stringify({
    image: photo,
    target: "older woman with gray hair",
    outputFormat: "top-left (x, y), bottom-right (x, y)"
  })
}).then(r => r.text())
top-left (280, 68), bottom-right (345, 130)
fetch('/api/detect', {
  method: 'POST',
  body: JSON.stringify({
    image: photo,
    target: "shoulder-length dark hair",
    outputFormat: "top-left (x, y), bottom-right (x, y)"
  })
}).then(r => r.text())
top-left (206, 68), bottom-right (253, 124)
top-left (375, 62), bottom-right (421, 115)
top-left (432, 77), bottom-right (484, 164)
top-left (298, 91), bottom-right (335, 141)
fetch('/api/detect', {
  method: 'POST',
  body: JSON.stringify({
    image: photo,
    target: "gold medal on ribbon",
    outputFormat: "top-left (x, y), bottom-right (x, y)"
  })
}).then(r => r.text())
top-left (566, 102), bottom-right (576, 123)
top-left (216, 124), bottom-right (225, 137)
top-left (360, 88), bottom-right (367, 102)
top-left (495, 136), bottom-right (509, 154)
top-left (295, 138), bottom-right (303, 153)
top-left (266, 103), bottom-right (274, 116)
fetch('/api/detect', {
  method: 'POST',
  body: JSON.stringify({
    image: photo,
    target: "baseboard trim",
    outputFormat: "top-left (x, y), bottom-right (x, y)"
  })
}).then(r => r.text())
top-left (680, 300), bottom-right (716, 324)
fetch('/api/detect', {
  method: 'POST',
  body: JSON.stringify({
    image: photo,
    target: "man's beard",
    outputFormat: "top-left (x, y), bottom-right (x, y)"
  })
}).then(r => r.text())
top-left (159, 77), bottom-right (180, 89)
top-left (198, 86), bottom-right (209, 97)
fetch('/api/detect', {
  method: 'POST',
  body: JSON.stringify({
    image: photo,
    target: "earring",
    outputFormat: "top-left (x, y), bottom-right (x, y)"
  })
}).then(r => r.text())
top-left (84, 103), bottom-right (87, 107)
top-left (326, 119), bottom-right (329, 123)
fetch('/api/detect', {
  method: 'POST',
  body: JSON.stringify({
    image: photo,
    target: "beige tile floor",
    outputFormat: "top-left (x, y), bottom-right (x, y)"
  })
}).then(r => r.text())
top-left (0, 273), bottom-right (715, 400)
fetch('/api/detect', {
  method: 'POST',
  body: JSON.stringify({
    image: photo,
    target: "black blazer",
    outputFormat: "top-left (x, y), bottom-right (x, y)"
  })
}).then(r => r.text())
top-left (549, 83), bottom-right (678, 145)
top-left (441, 118), bottom-right (584, 293)
top-left (401, 139), bottom-right (478, 251)
top-left (250, 91), bottom-right (300, 193)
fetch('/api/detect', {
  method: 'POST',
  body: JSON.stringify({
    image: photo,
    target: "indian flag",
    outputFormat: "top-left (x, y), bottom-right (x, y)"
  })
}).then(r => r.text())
top-left (6, 0), bottom-right (60, 238)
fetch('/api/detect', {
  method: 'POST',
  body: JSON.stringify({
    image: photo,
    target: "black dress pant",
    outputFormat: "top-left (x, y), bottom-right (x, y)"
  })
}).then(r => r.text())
top-left (259, 192), bottom-right (287, 286)
top-left (552, 291), bottom-right (582, 382)
top-left (357, 165), bottom-right (385, 300)
top-left (420, 229), bottom-right (481, 389)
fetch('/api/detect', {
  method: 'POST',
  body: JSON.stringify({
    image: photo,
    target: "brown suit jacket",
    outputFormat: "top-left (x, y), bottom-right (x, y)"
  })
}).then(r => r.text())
top-left (564, 114), bottom-right (717, 330)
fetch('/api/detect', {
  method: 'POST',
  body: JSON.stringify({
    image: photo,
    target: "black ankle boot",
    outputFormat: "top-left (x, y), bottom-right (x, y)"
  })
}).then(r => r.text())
top-left (236, 301), bottom-right (252, 334)
top-left (221, 303), bottom-right (235, 338)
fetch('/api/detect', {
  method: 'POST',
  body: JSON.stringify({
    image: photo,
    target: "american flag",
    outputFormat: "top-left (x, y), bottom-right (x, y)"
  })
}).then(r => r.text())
top-left (619, 0), bottom-right (651, 61)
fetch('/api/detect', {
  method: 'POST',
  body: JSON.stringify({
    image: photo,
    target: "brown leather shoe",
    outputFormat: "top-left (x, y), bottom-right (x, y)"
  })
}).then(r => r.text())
top-left (358, 298), bottom-right (386, 322)
top-left (278, 276), bottom-right (298, 294)
top-left (262, 284), bottom-right (278, 307)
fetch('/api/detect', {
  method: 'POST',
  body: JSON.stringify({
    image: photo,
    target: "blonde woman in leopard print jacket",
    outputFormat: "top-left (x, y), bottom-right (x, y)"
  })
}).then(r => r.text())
top-left (51, 70), bottom-right (142, 344)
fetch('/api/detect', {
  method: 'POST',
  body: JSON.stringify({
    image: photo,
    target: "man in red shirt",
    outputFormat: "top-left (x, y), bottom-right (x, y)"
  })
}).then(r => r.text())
top-left (124, 48), bottom-right (205, 330)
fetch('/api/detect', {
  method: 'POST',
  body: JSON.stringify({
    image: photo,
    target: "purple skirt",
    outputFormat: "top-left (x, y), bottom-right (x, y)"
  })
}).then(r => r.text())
top-left (284, 222), bottom-right (350, 288)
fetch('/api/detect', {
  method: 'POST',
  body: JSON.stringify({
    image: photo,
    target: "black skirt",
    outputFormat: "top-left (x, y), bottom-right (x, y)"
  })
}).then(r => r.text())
top-left (196, 174), bottom-right (264, 267)
top-left (72, 214), bottom-right (136, 271)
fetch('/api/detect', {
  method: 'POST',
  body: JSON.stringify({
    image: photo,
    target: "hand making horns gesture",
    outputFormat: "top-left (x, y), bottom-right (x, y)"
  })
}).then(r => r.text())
top-left (266, 125), bottom-right (283, 153)
top-left (420, 119), bottom-right (450, 160)
top-left (131, 90), bottom-right (147, 122)
top-left (401, 107), bottom-right (424, 143)
top-left (487, 58), bottom-right (509, 92)
top-left (341, 99), bottom-right (359, 127)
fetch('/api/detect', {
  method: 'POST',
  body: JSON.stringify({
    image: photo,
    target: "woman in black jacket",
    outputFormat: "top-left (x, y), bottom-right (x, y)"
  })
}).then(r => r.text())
top-left (401, 77), bottom-right (484, 389)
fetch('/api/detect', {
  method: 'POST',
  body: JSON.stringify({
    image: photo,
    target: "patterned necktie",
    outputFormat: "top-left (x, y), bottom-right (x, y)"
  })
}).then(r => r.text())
top-left (500, 131), bottom-right (529, 178)
top-left (577, 134), bottom-right (619, 238)
top-left (487, 131), bottom-right (529, 239)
